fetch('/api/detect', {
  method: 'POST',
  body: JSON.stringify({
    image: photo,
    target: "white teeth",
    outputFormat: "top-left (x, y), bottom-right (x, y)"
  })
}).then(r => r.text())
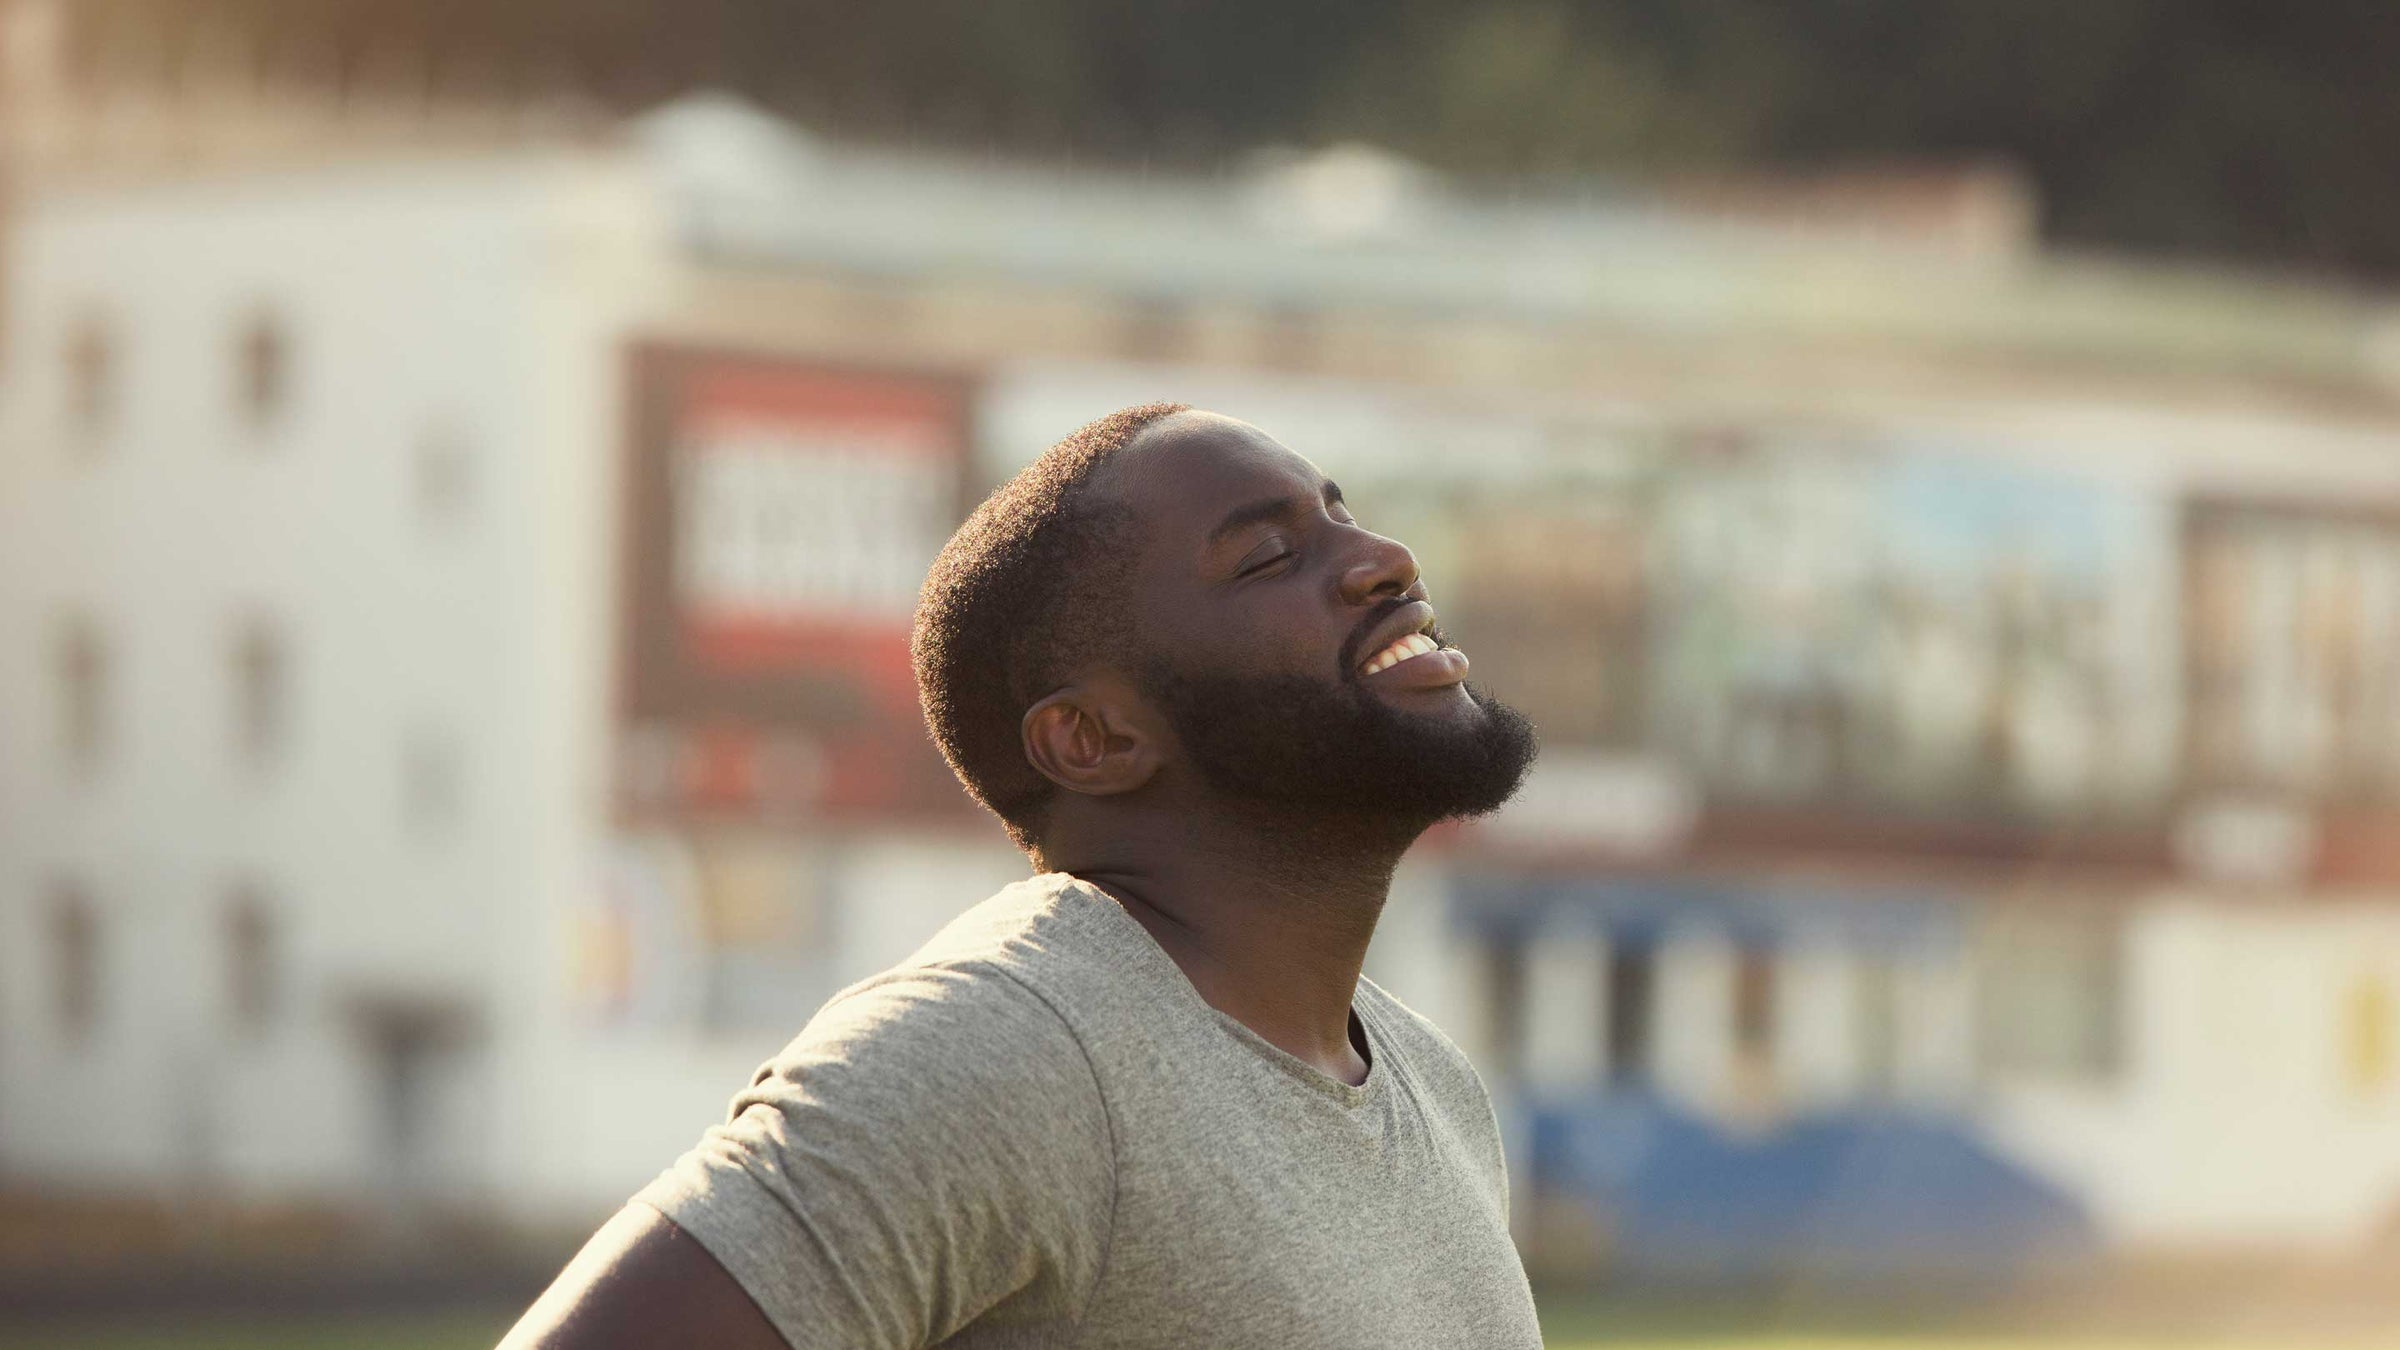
top-left (1363, 632), bottom-right (1440, 674)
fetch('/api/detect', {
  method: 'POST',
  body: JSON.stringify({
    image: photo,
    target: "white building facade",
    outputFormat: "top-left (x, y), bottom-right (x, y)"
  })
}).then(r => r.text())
top-left (0, 148), bottom-right (673, 1217)
top-left (7, 95), bottom-right (2400, 1270)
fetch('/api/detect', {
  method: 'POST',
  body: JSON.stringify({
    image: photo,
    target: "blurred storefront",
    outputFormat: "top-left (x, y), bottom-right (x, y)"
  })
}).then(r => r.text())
top-left (5, 55), bottom-right (2400, 1283)
top-left (978, 358), bottom-right (2400, 1271)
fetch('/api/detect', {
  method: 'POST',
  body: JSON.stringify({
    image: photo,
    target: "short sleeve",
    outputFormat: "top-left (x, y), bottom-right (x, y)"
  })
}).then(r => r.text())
top-left (634, 963), bottom-right (1116, 1349)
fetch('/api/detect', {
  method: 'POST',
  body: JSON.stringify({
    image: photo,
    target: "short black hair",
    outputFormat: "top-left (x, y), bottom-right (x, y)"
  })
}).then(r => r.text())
top-left (913, 402), bottom-right (1191, 852)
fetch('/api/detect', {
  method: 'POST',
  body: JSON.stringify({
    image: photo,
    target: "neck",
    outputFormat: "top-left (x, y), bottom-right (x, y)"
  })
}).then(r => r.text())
top-left (1046, 801), bottom-right (1421, 1087)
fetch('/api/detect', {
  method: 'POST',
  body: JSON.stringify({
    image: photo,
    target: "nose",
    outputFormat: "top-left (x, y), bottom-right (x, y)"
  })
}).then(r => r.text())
top-left (1337, 528), bottom-right (1420, 606)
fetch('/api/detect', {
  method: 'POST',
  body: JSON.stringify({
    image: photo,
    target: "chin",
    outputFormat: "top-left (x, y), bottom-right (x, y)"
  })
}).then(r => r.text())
top-left (1381, 675), bottom-right (1502, 721)
top-left (1140, 659), bottom-right (1538, 820)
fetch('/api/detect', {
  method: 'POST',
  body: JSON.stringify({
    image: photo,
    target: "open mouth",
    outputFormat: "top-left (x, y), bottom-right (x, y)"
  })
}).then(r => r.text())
top-left (1358, 629), bottom-right (1442, 676)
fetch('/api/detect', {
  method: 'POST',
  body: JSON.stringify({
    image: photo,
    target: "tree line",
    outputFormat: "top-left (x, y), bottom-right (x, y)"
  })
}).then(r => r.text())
top-left (74, 0), bottom-right (2400, 284)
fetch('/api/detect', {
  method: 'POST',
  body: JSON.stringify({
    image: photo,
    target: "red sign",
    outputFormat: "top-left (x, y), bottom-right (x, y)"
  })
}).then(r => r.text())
top-left (619, 347), bottom-right (976, 821)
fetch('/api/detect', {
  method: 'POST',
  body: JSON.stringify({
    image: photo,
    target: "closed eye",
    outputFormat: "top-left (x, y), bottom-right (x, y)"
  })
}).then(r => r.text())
top-left (1236, 544), bottom-right (1294, 578)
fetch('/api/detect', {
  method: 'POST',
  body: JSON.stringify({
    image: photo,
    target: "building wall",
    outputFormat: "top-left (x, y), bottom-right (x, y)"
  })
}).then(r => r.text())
top-left (501, 828), bottom-right (1029, 1225)
top-left (968, 355), bottom-right (2400, 1255)
top-left (1987, 895), bottom-right (2400, 1250)
top-left (0, 151), bottom-right (666, 1211)
top-left (11, 106), bottom-right (2400, 1256)
top-left (1418, 870), bottom-right (2400, 1255)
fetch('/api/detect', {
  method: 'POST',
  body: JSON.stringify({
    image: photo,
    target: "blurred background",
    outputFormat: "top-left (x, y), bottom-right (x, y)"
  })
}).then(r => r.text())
top-left (5, 2), bottom-right (2400, 1346)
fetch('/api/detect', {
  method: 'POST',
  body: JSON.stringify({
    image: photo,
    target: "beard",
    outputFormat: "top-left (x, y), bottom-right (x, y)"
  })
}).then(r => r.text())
top-left (1137, 658), bottom-right (1538, 833)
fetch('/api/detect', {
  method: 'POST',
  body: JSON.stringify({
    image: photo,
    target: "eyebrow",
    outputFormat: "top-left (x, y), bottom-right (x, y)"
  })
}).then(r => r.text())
top-left (1206, 480), bottom-right (1345, 546)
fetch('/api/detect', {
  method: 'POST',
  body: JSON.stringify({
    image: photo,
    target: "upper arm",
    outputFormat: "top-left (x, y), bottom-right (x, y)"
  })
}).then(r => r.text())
top-left (624, 965), bottom-right (1116, 1348)
top-left (499, 1205), bottom-right (789, 1350)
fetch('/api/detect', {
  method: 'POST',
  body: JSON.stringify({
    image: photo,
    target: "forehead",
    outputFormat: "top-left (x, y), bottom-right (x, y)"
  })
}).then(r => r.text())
top-left (1093, 412), bottom-right (1325, 532)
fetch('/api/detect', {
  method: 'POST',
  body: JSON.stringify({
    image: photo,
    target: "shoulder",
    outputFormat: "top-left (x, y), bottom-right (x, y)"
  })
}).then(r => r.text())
top-left (888, 871), bottom-right (1124, 982)
top-left (641, 878), bottom-right (1124, 1347)
top-left (745, 873), bottom-right (1126, 1113)
top-left (1357, 976), bottom-right (1507, 1156)
top-left (695, 894), bottom-right (1124, 1234)
top-left (866, 871), bottom-right (1160, 1034)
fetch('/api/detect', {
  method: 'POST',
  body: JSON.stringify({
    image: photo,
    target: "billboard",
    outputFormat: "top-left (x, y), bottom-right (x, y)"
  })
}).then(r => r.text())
top-left (618, 346), bottom-right (977, 822)
top-left (975, 362), bottom-right (2189, 830)
top-left (2183, 498), bottom-right (2400, 803)
top-left (1646, 431), bottom-right (2180, 821)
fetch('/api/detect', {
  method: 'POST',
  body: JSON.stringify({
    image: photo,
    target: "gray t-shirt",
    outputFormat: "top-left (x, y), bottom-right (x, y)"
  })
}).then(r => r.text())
top-left (635, 872), bottom-right (1543, 1349)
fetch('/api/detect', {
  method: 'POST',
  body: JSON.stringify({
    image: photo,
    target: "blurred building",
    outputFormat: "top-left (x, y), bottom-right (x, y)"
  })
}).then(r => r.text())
top-left (6, 0), bottom-right (2400, 1279)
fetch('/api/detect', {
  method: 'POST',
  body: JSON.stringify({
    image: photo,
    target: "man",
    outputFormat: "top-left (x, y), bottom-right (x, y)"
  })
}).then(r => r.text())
top-left (502, 405), bottom-right (1544, 1348)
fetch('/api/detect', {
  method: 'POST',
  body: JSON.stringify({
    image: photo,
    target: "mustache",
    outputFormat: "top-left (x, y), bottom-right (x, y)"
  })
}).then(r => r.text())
top-left (1338, 594), bottom-right (1443, 680)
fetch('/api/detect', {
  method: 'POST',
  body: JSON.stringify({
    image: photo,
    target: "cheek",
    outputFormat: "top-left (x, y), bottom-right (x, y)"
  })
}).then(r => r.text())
top-left (1141, 575), bottom-right (1349, 680)
top-left (1188, 608), bottom-right (1345, 680)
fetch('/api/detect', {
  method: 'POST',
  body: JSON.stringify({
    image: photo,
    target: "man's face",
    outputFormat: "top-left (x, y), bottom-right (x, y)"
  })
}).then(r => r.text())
top-left (1095, 412), bottom-right (1536, 828)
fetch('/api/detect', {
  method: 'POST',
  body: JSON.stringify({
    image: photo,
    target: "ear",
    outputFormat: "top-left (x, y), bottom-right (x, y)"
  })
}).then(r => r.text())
top-left (1021, 676), bottom-right (1162, 798)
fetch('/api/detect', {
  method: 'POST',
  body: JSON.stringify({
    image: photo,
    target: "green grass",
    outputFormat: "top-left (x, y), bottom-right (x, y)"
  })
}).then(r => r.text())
top-left (1546, 1331), bottom-right (2217, 1348)
top-left (0, 1309), bottom-right (2381, 1350)
top-left (0, 1311), bottom-right (517, 1350)
top-left (1545, 1335), bottom-right (2371, 1345)
top-left (1536, 1297), bottom-right (2400, 1345)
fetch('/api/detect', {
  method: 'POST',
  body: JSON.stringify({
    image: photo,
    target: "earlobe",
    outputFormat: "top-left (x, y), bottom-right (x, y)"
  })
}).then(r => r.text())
top-left (1022, 685), bottom-right (1159, 797)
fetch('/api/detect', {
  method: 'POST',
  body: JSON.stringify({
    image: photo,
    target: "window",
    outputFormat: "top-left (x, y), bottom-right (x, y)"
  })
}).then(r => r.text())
top-left (1975, 909), bottom-right (2124, 1083)
top-left (235, 307), bottom-right (290, 432)
top-left (225, 889), bottom-right (277, 1036)
top-left (1605, 945), bottom-right (1655, 1085)
top-left (54, 613), bottom-right (107, 773)
top-left (2183, 508), bottom-right (2400, 801)
top-left (693, 837), bottom-right (835, 1033)
top-left (402, 729), bottom-right (463, 839)
top-left (231, 615), bottom-right (289, 769)
top-left (1481, 937), bottom-right (1528, 1080)
top-left (414, 423), bottom-right (473, 526)
top-left (2345, 975), bottom-right (2394, 1100)
top-left (1855, 957), bottom-right (1903, 1096)
top-left (49, 883), bottom-right (100, 1043)
top-left (65, 308), bottom-right (115, 452)
top-left (1733, 948), bottom-right (1777, 1061)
